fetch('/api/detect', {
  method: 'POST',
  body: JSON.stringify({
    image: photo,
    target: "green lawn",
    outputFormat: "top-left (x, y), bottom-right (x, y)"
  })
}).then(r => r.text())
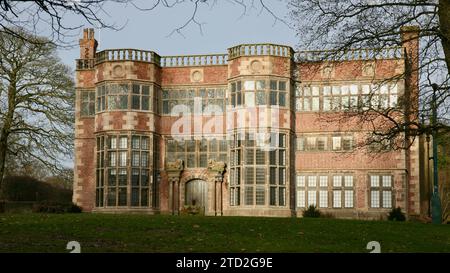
top-left (0, 213), bottom-right (448, 253)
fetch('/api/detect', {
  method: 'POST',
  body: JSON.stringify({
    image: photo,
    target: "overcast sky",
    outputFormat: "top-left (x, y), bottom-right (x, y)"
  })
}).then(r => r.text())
top-left (59, 1), bottom-right (296, 69)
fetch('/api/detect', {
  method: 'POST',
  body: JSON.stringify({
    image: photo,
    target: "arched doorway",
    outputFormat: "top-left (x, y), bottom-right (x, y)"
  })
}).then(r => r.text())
top-left (185, 179), bottom-right (208, 211)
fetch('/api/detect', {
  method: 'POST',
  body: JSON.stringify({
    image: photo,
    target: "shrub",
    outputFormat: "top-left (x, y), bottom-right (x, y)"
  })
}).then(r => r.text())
top-left (388, 207), bottom-right (406, 221)
top-left (302, 205), bottom-right (321, 218)
top-left (32, 201), bottom-right (82, 214)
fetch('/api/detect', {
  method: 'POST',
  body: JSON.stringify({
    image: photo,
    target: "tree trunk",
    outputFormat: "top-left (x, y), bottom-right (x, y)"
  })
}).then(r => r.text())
top-left (0, 78), bottom-right (16, 190)
top-left (439, 0), bottom-right (450, 73)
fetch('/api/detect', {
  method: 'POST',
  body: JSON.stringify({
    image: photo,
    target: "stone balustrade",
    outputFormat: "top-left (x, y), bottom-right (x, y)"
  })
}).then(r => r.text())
top-left (296, 46), bottom-right (405, 62)
top-left (160, 54), bottom-right (228, 67)
top-left (228, 43), bottom-right (294, 60)
top-left (95, 48), bottom-right (160, 64)
top-left (75, 45), bottom-right (405, 70)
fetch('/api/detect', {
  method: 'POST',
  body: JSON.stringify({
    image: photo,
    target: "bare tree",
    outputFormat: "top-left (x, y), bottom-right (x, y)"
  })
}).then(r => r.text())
top-left (289, 0), bottom-right (450, 149)
top-left (0, 28), bottom-right (74, 190)
top-left (0, 0), bottom-right (284, 44)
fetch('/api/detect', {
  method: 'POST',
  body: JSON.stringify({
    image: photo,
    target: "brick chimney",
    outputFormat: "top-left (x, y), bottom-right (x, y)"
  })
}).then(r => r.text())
top-left (400, 26), bottom-right (420, 114)
top-left (79, 28), bottom-right (98, 59)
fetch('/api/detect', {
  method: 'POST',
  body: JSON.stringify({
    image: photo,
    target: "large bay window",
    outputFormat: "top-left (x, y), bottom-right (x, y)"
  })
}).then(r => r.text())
top-left (230, 132), bottom-right (288, 207)
top-left (96, 134), bottom-right (158, 208)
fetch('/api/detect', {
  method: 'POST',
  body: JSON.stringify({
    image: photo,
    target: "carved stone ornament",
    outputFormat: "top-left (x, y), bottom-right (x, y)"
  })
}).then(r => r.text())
top-left (112, 64), bottom-right (125, 78)
top-left (207, 159), bottom-right (226, 174)
top-left (166, 159), bottom-right (184, 171)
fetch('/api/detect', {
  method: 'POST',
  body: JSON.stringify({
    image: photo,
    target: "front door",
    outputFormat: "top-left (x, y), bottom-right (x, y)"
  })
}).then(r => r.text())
top-left (185, 179), bottom-right (208, 211)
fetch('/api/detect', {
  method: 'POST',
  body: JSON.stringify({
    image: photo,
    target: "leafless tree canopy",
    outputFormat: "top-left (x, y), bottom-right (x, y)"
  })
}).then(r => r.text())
top-left (289, 0), bottom-right (450, 149)
top-left (0, 28), bottom-right (75, 188)
top-left (0, 0), bottom-right (284, 44)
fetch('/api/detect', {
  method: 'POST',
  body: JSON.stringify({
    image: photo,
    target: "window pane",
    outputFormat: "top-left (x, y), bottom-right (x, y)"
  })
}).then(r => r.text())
top-left (107, 188), bottom-right (116, 206)
top-left (382, 191), bottom-right (392, 208)
top-left (132, 95), bottom-right (140, 109)
top-left (131, 168), bottom-right (140, 186)
top-left (371, 191), bottom-right (380, 208)
top-left (245, 92), bottom-right (255, 107)
top-left (319, 191), bottom-right (328, 208)
top-left (245, 167), bottom-right (254, 184)
top-left (270, 187), bottom-right (277, 206)
top-left (108, 152), bottom-right (116, 167)
top-left (344, 190), bottom-right (354, 208)
top-left (333, 176), bottom-right (342, 187)
top-left (142, 96), bottom-right (149, 110)
top-left (245, 187), bottom-right (254, 205)
top-left (119, 95), bottom-right (128, 109)
top-left (256, 80), bottom-right (265, 90)
top-left (278, 81), bottom-right (286, 91)
top-left (141, 189), bottom-right (149, 206)
top-left (119, 136), bottom-right (127, 149)
top-left (297, 190), bottom-right (305, 207)
top-left (279, 187), bottom-right (286, 206)
top-left (370, 175), bottom-right (380, 187)
top-left (132, 136), bottom-right (140, 149)
top-left (132, 151), bottom-right (140, 167)
top-left (256, 91), bottom-right (266, 105)
top-left (131, 188), bottom-right (139, 206)
top-left (308, 191), bottom-right (316, 206)
top-left (118, 188), bottom-right (127, 206)
top-left (142, 85), bottom-right (150, 95)
top-left (279, 168), bottom-right (286, 185)
top-left (270, 167), bottom-right (277, 184)
top-left (270, 91), bottom-right (277, 105)
top-left (296, 175), bottom-right (305, 187)
top-left (270, 80), bottom-right (277, 90)
top-left (119, 151), bottom-right (127, 166)
top-left (344, 176), bottom-right (353, 187)
top-left (244, 81), bottom-right (255, 90)
top-left (108, 168), bottom-right (117, 186)
top-left (308, 176), bottom-right (317, 187)
top-left (279, 92), bottom-right (286, 106)
top-left (319, 176), bottom-right (328, 187)
top-left (141, 137), bottom-right (149, 150)
top-left (118, 169), bottom-right (127, 185)
top-left (256, 186), bottom-right (265, 205)
top-left (332, 137), bottom-right (341, 150)
top-left (333, 190), bottom-right (341, 208)
top-left (382, 175), bottom-right (392, 187)
top-left (312, 97), bottom-right (319, 111)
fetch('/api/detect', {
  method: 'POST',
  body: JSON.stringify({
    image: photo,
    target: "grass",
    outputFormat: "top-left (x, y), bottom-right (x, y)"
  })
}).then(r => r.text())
top-left (0, 213), bottom-right (449, 253)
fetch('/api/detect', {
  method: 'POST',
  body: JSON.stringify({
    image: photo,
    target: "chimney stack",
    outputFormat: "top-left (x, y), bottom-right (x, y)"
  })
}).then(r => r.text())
top-left (79, 28), bottom-right (98, 59)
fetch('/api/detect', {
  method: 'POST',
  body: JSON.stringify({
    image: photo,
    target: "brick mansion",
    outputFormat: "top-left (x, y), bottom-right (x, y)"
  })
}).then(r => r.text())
top-left (74, 26), bottom-right (431, 219)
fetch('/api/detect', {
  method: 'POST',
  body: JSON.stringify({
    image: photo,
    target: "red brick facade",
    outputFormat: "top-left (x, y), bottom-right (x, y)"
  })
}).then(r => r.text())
top-left (74, 28), bottom-right (425, 219)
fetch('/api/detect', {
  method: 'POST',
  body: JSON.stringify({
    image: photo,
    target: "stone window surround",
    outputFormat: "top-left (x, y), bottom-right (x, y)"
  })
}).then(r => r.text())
top-left (368, 173), bottom-right (395, 209)
top-left (296, 173), bottom-right (355, 209)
